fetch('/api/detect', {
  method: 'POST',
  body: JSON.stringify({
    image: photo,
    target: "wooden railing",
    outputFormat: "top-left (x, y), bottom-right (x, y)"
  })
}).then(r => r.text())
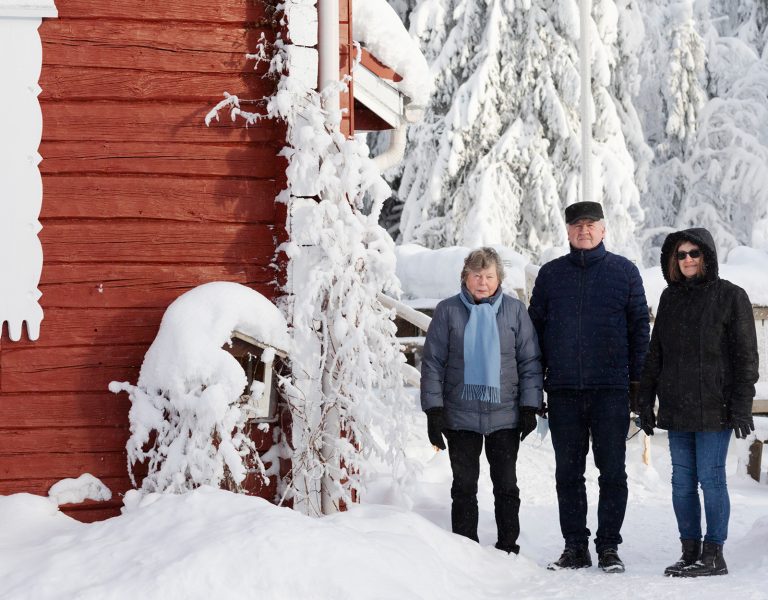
top-left (378, 292), bottom-right (431, 387)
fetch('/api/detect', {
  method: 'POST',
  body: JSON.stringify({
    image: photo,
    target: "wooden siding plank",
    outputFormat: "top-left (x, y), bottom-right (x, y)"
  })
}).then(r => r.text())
top-left (1, 345), bottom-right (148, 393)
top-left (38, 264), bottom-right (276, 309)
top-left (42, 177), bottom-right (280, 222)
top-left (0, 392), bottom-right (131, 427)
top-left (42, 21), bottom-right (275, 74)
top-left (63, 506), bottom-right (123, 523)
top-left (39, 141), bottom-right (281, 178)
top-left (39, 66), bottom-right (272, 101)
top-left (43, 103), bottom-right (286, 144)
top-left (40, 176), bottom-right (282, 223)
top-left (46, 0), bottom-right (274, 24)
top-left (0, 428), bottom-right (129, 455)
top-left (0, 452), bottom-right (127, 480)
top-left (9, 308), bottom-right (161, 349)
top-left (40, 222), bottom-right (277, 265)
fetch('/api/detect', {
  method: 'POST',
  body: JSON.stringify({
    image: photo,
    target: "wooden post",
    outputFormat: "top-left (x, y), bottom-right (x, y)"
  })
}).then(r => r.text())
top-left (747, 439), bottom-right (764, 482)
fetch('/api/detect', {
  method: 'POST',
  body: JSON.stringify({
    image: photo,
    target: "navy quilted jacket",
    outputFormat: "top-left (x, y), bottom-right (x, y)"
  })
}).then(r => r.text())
top-left (528, 242), bottom-right (650, 391)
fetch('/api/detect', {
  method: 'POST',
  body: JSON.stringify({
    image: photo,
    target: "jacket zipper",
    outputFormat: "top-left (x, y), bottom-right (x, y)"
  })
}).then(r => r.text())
top-left (578, 251), bottom-right (585, 389)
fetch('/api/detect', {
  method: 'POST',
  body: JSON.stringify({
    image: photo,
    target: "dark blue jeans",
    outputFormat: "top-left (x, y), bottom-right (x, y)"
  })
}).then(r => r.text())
top-left (548, 390), bottom-right (629, 552)
top-left (445, 428), bottom-right (521, 553)
top-left (668, 430), bottom-right (731, 545)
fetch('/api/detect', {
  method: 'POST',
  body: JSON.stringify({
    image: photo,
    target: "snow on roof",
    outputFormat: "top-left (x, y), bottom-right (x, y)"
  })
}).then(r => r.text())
top-left (395, 244), bottom-right (528, 303)
top-left (126, 282), bottom-right (290, 397)
top-left (353, 0), bottom-right (433, 108)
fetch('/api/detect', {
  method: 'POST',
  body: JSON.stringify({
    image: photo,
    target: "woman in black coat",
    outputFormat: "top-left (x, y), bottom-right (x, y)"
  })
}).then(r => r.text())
top-left (638, 228), bottom-right (759, 578)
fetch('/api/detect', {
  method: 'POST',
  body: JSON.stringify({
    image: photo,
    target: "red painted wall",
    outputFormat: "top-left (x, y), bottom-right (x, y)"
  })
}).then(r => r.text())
top-left (0, 0), bottom-right (287, 521)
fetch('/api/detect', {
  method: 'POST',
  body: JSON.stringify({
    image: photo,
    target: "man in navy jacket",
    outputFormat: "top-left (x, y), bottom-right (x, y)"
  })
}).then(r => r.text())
top-left (528, 201), bottom-right (649, 573)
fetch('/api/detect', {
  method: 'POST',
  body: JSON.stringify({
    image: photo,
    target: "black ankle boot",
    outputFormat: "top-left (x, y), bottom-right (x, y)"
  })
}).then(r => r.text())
top-left (681, 541), bottom-right (728, 577)
top-left (664, 539), bottom-right (701, 576)
top-left (547, 546), bottom-right (592, 570)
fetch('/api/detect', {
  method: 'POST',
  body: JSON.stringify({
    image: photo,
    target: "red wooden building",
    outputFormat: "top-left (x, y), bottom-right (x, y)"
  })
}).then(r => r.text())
top-left (0, 0), bottom-right (415, 521)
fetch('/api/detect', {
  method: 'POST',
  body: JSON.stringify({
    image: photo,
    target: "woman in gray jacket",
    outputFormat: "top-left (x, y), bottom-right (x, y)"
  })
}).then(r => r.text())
top-left (421, 247), bottom-right (544, 554)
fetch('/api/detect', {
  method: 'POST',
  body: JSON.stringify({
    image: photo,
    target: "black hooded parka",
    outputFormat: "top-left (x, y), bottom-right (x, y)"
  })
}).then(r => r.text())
top-left (639, 228), bottom-right (759, 431)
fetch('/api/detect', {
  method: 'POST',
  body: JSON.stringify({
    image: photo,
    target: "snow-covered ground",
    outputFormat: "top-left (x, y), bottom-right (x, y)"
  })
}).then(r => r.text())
top-left (2, 399), bottom-right (766, 600)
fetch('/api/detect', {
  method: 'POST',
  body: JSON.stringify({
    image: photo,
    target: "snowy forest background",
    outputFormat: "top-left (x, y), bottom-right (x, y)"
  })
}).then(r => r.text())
top-left (374, 0), bottom-right (768, 267)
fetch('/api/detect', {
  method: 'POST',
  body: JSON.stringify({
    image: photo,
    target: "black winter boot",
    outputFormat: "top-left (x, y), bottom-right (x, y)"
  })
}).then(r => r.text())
top-left (664, 539), bottom-right (701, 577)
top-left (547, 546), bottom-right (592, 570)
top-left (598, 548), bottom-right (625, 573)
top-left (680, 541), bottom-right (728, 577)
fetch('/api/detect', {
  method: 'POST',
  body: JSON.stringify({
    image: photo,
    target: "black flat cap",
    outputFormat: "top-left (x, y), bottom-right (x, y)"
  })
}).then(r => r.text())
top-left (565, 201), bottom-right (604, 224)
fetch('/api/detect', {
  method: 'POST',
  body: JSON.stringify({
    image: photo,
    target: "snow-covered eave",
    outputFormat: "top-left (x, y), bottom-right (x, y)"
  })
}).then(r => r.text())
top-left (352, 0), bottom-right (433, 110)
top-left (0, 1), bottom-right (58, 18)
top-left (353, 47), bottom-right (425, 131)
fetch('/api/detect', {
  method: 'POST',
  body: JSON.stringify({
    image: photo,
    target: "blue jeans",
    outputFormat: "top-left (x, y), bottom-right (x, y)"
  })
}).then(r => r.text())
top-left (668, 430), bottom-right (731, 545)
top-left (548, 390), bottom-right (630, 552)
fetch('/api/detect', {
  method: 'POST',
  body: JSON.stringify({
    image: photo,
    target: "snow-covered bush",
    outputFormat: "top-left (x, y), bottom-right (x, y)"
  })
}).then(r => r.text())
top-left (207, 14), bottom-right (412, 513)
top-left (110, 282), bottom-right (291, 494)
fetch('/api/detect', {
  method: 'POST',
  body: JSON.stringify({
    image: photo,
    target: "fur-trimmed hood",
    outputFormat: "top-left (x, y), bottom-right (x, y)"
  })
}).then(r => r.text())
top-left (660, 227), bottom-right (719, 284)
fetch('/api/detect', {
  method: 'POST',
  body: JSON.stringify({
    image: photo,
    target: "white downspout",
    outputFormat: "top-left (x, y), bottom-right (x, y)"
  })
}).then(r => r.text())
top-left (318, 0), bottom-right (341, 516)
top-left (372, 123), bottom-right (407, 172)
top-left (318, 0), bottom-right (340, 118)
top-left (579, 0), bottom-right (593, 204)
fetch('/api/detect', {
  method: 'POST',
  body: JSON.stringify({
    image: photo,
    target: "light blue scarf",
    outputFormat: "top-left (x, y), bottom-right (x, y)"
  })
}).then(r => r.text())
top-left (459, 285), bottom-right (503, 404)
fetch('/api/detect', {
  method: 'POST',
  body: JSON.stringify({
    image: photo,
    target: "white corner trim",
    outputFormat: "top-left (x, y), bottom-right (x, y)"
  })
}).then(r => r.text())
top-left (286, 45), bottom-right (319, 93)
top-left (285, 0), bottom-right (317, 47)
top-left (0, 16), bottom-right (45, 341)
top-left (0, 1), bottom-right (58, 18)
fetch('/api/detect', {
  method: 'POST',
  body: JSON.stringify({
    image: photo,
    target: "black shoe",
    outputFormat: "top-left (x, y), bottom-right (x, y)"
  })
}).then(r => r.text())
top-left (597, 548), bottom-right (625, 573)
top-left (547, 546), bottom-right (592, 570)
top-left (495, 541), bottom-right (520, 555)
top-left (680, 541), bottom-right (728, 577)
top-left (664, 539), bottom-right (701, 577)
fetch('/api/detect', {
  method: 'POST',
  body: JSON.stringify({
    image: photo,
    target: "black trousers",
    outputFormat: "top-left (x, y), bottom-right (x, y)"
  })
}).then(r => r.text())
top-left (445, 428), bottom-right (521, 553)
top-left (548, 390), bottom-right (629, 552)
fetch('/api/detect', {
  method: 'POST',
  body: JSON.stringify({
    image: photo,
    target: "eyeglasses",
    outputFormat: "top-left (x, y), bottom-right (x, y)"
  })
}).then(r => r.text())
top-left (676, 249), bottom-right (702, 260)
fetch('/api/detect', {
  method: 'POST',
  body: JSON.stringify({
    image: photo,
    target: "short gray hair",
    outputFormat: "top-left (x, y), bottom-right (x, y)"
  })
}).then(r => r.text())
top-left (461, 247), bottom-right (505, 284)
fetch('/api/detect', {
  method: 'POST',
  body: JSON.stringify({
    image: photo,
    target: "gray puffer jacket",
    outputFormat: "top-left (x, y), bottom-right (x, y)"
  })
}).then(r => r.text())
top-left (421, 289), bottom-right (544, 434)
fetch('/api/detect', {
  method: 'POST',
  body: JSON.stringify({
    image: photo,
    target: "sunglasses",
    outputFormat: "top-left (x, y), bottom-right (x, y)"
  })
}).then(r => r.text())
top-left (676, 249), bottom-right (702, 260)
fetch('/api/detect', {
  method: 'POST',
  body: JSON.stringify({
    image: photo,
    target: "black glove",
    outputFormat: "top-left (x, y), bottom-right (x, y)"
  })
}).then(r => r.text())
top-left (537, 400), bottom-right (548, 418)
top-left (519, 407), bottom-right (538, 442)
top-left (629, 381), bottom-right (640, 414)
top-left (639, 405), bottom-right (655, 436)
top-left (731, 416), bottom-right (754, 439)
top-left (426, 407), bottom-right (446, 450)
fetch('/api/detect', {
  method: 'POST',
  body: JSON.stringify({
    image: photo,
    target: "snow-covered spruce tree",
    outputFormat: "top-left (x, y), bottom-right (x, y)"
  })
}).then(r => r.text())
top-left (635, 0), bottom-right (707, 264)
top-left (676, 0), bottom-right (768, 252)
top-left (637, 0), bottom-right (768, 260)
top-left (386, 0), bottom-right (646, 262)
top-left (209, 19), bottom-right (411, 513)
